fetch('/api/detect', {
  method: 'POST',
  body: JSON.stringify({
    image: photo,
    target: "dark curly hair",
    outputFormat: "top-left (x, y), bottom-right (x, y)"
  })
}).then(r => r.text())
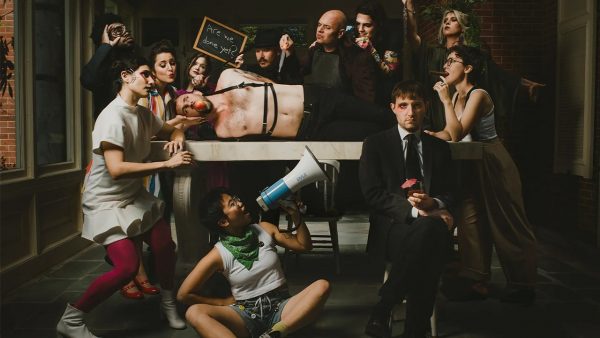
top-left (354, 0), bottom-right (388, 46)
top-left (90, 13), bottom-right (124, 46)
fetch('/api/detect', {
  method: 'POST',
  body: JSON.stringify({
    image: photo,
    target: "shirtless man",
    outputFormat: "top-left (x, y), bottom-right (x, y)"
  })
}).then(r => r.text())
top-left (174, 68), bottom-right (394, 140)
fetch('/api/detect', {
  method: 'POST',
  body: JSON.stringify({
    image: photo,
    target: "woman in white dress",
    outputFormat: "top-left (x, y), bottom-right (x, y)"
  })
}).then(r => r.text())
top-left (56, 56), bottom-right (194, 338)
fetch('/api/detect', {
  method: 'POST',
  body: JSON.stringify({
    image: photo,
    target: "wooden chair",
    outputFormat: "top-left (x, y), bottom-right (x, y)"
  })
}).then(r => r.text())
top-left (284, 160), bottom-right (341, 274)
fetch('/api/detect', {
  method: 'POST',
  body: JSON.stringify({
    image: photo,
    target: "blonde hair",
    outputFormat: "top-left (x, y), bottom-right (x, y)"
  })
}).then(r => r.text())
top-left (438, 9), bottom-right (471, 45)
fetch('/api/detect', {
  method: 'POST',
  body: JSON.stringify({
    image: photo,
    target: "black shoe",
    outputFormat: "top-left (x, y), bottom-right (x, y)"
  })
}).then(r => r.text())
top-left (500, 288), bottom-right (535, 305)
top-left (365, 306), bottom-right (391, 338)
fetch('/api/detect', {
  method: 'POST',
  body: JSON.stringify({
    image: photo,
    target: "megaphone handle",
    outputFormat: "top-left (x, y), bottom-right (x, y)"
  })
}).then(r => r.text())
top-left (280, 213), bottom-right (302, 233)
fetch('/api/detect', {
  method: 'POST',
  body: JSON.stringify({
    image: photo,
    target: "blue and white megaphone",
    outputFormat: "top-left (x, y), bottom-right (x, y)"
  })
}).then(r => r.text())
top-left (256, 146), bottom-right (330, 211)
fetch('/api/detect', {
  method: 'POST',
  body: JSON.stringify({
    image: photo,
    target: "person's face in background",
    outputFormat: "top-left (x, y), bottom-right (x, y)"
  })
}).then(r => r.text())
top-left (355, 13), bottom-right (376, 40)
top-left (189, 56), bottom-right (208, 79)
top-left (153, 52), bottom-right (177, 86)
top-left (442, 12), bottom-right (462, 38)
top-left (107, 22), bottom-right (134, 46)
top-left (255, 47), bottom-right (279, 69)
top-left (316, 11), bottom-right (345, 49)
top-left (390, 95), bottom-right (426, 132)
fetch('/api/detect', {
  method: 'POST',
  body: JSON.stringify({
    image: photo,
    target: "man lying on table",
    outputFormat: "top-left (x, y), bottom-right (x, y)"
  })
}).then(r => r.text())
top-left (174, 68), bottom-right (395, 141)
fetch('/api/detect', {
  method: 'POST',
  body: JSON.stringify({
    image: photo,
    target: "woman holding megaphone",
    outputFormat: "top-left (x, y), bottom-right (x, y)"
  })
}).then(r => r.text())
top-left (178, 188), bottom-right (330, 338)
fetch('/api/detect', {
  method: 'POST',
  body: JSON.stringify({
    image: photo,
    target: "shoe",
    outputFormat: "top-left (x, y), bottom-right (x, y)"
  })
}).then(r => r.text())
top-left (56, 303), bottom-right (99, 338)
top-left (364, 306), bottom-right (391, 338)
top-left (441, 277), bottom-right (488, 301)
top-left (120, 281), bottom-right (144, 300)
top-left (134, 278), bottom-right (160, 295)
top-left (160, 290), bottom-right (186, 329)
top-left (500, 287), bottom-right (535, 305)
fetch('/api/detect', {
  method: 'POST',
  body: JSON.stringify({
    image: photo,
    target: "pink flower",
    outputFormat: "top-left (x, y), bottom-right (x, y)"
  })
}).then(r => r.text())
top-left (401, 178), bottom-right (418, 189)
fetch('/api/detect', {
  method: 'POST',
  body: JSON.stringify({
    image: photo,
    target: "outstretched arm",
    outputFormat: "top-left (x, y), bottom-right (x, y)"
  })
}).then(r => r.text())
top-left (404, 0), bottom-right (421, 49)
top-left (177, 248), bottom-right (235, 306)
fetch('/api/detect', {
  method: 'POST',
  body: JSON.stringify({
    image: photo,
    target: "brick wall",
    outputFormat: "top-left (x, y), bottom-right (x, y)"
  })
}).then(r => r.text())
top-left (413, 0), bottom-right (598, 243)
top-left (0, 0), bottom-right (15, 170)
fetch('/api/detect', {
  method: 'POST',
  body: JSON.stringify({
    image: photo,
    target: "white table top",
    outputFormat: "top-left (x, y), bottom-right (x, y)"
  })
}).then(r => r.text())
top-left (150, 140), bottom-right (482, 161)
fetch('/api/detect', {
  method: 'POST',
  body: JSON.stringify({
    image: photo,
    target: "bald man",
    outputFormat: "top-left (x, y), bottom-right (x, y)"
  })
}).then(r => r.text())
top-left (302, 9), bottom-right (378, 103)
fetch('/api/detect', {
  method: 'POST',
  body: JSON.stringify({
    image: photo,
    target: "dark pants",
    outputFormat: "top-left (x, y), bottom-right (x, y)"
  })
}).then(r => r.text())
top-left (381, 217), bottom-right (450, 338)
top-left (298, 85), bottom-right (395, 141)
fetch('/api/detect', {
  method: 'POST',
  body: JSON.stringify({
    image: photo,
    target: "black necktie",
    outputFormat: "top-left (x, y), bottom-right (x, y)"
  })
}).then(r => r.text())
top-left (405, 134), bottom-right (422, 181)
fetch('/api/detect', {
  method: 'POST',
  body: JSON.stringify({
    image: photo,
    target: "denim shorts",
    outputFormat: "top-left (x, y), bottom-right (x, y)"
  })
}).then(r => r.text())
top-left (230, 288), bottom-right (291, 338)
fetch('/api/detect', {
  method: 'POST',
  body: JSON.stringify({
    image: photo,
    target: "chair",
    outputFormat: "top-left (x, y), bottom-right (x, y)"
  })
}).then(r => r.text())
top-left (284, 160), bottom-right (342, 274)
top-left (383, 263), bottom-right (438, 338)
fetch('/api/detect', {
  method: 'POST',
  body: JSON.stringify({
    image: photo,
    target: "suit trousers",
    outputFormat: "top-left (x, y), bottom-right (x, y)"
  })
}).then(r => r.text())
top-left (380, 216), bottom-right (450, 338)
top-left (456, 139), bottom-right (537, 286)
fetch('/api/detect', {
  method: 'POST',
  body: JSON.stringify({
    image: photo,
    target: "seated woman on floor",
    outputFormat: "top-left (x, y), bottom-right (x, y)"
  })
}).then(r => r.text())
top-left (177, 187), bottom-right (330, 338)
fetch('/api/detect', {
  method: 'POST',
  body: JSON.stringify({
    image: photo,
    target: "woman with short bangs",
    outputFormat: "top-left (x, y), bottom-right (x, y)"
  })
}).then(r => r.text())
top-left (56, 56), bottom-right (192, 337)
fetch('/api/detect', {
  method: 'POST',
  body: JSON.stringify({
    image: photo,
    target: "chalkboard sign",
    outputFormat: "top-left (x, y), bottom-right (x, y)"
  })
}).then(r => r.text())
top-left (193, 17), bottom-right (248, 66)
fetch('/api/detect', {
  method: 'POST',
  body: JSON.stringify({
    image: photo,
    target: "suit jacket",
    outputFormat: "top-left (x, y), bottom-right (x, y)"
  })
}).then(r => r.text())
top-left (359, 127), bottom-right (457, 260)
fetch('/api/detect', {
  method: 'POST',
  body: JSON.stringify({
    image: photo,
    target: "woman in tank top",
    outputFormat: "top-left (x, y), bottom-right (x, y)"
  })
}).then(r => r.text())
top-left (178, 188), bottom-right (330, 338)
top-left (429, 45), bottom-right (537, 305)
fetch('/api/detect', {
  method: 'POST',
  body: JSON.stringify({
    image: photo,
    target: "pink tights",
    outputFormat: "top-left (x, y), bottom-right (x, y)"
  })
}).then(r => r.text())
top-left (74, 218), bottom-right (176, 312)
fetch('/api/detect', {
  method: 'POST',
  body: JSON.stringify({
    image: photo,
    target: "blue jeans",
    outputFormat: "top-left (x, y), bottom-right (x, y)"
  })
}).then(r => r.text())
top-left (230, 289), bottom-right (291, 338)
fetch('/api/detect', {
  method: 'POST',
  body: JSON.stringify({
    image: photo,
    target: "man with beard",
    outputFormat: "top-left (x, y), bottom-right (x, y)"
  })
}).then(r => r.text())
top-left (81, 13), bottom-right (136, 121)
top-left (237, 28), bottom-right (302, 85)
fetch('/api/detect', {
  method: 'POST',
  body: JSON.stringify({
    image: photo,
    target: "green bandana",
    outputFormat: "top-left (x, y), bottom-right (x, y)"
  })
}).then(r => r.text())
top-left (220, 228), bottom-right (259, 270)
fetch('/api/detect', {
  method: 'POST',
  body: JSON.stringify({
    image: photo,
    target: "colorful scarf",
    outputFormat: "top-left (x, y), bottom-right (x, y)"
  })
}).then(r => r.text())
top-left (220, 228), bottom-right (259, 270)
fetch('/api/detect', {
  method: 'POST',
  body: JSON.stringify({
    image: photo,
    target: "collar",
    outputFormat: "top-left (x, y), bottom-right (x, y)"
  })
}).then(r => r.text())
top-left (397, 125), bottom-right (421, 141)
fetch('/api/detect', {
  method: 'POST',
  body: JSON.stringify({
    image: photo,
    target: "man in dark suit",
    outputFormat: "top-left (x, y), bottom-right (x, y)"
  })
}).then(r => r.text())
top-left (359, 80), bottom-right (457, 338)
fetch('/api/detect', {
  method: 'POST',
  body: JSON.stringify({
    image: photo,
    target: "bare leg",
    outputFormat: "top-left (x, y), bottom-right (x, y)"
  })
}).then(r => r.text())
top-left (279, 279), bottom-right (330, 332)
top-left (185, 304), bottom-right (250, 338)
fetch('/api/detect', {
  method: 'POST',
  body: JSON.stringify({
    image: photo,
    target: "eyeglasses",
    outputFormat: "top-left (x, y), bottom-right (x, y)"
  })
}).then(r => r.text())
top-left (444, 58), bottom-right (464, 66)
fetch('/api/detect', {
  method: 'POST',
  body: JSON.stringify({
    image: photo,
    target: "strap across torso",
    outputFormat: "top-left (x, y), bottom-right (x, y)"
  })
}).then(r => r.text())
top-left (207, 82), bottom-right (278, 135)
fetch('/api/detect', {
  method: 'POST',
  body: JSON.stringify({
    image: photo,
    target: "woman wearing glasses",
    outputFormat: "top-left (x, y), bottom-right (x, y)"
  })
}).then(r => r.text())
top-left (430, 45), bottom-right (537, 305)
top-left (404, 0), bottom-right (545, 134)
top-left (57, 57), bottom-right (193, 338)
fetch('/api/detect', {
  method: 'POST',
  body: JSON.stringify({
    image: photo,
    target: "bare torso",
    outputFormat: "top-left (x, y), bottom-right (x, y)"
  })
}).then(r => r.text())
top-left (210, 68), bottom-right (305, 138)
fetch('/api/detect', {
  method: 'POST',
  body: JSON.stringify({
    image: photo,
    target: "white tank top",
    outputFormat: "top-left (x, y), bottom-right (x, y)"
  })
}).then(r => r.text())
top-left (215, 224), bottom-right (287, 300)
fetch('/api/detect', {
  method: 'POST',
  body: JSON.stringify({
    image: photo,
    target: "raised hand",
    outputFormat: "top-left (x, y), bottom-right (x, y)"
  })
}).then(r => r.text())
top-left (433, 76), bottom-right (452, 105)
top-left (279, 34), bottom-right (294, 56)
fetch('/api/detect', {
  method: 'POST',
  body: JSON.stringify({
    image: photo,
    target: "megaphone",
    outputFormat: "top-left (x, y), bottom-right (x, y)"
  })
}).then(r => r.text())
top-left (257, 146), bottom-right (330, 211)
